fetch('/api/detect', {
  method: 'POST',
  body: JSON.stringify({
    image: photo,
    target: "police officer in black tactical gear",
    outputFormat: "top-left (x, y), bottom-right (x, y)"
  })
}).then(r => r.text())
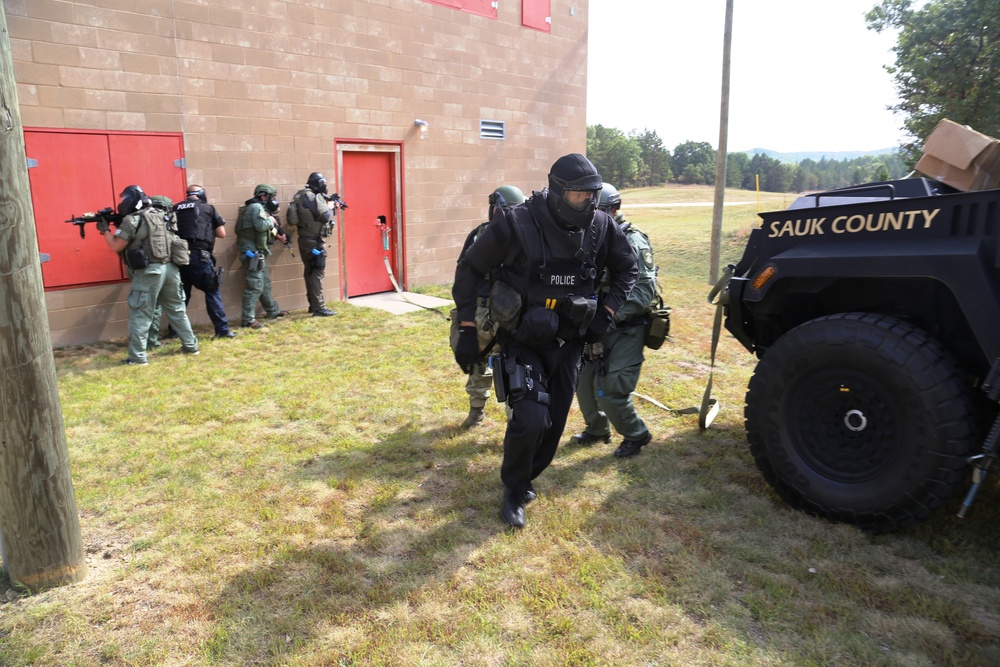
top-left (172, 185), bottom-right (236, 338)
top-left (452, 154), bottom-right (638, 529)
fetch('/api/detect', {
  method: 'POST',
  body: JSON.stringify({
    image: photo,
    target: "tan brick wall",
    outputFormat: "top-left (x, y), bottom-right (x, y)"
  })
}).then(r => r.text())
top-left (4, 0), bottom-right (589, 347)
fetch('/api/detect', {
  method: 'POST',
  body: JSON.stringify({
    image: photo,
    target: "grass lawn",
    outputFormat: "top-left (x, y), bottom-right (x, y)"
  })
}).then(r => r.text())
top-left (1, 186), bottom-right (998, 666)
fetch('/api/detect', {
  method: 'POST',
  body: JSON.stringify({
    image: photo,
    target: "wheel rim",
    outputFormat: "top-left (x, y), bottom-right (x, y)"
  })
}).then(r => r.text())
top-left (786, 368), bottom-right (903, 483)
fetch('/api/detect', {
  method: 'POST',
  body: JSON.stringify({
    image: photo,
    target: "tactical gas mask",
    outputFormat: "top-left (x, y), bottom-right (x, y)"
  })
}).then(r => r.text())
top-left (547, 154), bottom-right (604, 229)
top-left (118, 185), bottom-right (149, 215)
top-left (264, 196), bottom-right (280, 213)
top-left (307, 172), bottom-right (329, 195)
top-left (548, 187), bottom-right (599, 229)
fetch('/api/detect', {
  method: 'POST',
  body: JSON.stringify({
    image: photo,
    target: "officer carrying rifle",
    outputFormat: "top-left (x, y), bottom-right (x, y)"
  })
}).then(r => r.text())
top-left (452, 154), bottom-right (637, 529)
top-left (286, 172), bottom-right (345, 318)
top-left (66, 207), bottom-right (123, 238)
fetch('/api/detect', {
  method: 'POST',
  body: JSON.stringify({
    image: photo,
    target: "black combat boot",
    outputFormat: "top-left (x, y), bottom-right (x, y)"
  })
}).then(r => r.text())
top-left (523, 482), bottom-right (536, 504)
top-left (614, 431), bottom-right (652, 459)
top-left (500, 489), bottom-right (526, 528)
top-left (569, 431), bottom-right (611, 446)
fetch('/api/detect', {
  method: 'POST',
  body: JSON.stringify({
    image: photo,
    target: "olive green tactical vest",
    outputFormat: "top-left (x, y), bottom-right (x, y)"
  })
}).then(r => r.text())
top-left (127, 208), bottom-right (172, 263)
top-left (238, 202), bottom-right (271, 251)
top-left (295, 191), bottom-right (331, 237)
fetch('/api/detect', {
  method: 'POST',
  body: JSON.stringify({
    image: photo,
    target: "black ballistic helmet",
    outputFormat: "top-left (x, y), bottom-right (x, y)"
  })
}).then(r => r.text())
top-left (598, 182), bottom-right (621, 212)
top-left (307, 172), bottom-right (328, 195)
top-left (547, 153), bottom-right (603, 229)
top-left (118, 185), bottom-right (150, 215)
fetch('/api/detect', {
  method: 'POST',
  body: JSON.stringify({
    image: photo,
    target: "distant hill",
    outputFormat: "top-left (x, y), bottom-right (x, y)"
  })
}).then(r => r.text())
top-left (744, 147), bottom-right (898, 164)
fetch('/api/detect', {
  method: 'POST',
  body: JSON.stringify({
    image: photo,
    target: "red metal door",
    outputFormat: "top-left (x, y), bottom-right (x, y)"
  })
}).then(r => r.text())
top-left (25, 131), bottom-right (124, 288)
top-left (342, 151), bottom-right (397, 297)
top-left (108, 134), bottom-right (187, 205)
top-left (25, 130), bottom-right (187, 289)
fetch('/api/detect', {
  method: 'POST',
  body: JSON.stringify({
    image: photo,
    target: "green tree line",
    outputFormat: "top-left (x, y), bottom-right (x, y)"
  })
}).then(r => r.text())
top-left (586, 125), bottom-right (908, 194)
top-left (588, 0), bottom-right (1000, 195)
top-left (867, 0), bottom-right (1000, 165)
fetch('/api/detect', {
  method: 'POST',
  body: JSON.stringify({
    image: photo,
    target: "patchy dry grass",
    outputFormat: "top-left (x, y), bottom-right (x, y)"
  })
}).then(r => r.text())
top-left (1, 185), bottom-right (998, 666)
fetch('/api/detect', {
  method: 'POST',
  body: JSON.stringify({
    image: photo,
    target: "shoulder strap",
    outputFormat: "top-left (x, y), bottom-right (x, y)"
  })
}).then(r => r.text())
top-left (504, 206), bottom-right (540, 267)
top-left (586, 216), bottom-right (607, 268)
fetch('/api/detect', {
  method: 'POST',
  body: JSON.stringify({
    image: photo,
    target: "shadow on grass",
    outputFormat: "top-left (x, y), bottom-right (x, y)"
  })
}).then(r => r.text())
top-left (198, 401), bottom-right (1000, 665)
top-left (571, 416), bottom-right (1000, 665)
top-left (202, 419), bottom-right (510, 663)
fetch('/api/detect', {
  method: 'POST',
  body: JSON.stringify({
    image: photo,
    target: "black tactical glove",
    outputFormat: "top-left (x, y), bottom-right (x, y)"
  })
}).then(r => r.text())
top-left (454, 326), bottom-right (480, 373)
top-left (96, 217), bottom-right (111, 234)
top-left (584, 307), bottom-right (614, 343)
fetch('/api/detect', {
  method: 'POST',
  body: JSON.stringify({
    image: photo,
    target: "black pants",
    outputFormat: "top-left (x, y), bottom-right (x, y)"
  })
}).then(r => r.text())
top-left (499, 339), bottom-right (583, 495)
top-left (178, 249), bottom-right (231, 335)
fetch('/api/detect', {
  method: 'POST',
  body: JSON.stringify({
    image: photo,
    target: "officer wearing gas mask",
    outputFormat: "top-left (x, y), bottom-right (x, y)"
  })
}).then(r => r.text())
top-left (452, 154), bottom-right (638, 528)
top-left (173, 185), bottom-right (236, 338)
top-left (237, 184), bottom-right (289, 329)
top-left (571, 183), bottom-right (658, 459)
top-left (288, 172), bottom-right (336, 317)
top-left (102, 185), bottom-right (199, 365)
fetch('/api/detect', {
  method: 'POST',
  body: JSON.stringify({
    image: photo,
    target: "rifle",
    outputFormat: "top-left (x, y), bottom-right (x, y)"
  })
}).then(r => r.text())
top-left (585, 341), bottom-right (607, 397)
top-left (320, 192), bottom-right (348, 213)
top-left (271, 213), bottom-right (295, 257)
top-left (65, 207), bottom-right (124, 239)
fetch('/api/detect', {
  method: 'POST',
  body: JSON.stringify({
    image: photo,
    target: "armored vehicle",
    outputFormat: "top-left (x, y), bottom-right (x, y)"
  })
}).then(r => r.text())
top-left (724, 177), bottom-right (1000, 532)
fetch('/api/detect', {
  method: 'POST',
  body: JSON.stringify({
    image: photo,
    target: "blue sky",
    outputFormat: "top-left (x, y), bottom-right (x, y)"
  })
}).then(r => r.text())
top-left (586, 0), bottom-right (906, 154)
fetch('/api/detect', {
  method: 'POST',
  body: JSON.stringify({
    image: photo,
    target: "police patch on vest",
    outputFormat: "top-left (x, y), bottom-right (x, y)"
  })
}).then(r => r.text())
top-left (548, 273), bottom-right (577, 286)
top-left (641, 248), bottom-right (653, 267)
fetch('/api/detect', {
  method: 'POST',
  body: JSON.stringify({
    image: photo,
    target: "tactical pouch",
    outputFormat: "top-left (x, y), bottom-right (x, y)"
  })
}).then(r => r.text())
top-left (170, 236), bottom-right (191, 266)
top-left (560, 295), bottom-right (598, 336)
top-left (474, 301), bottom-right (497, 353)
top-left (248, 251), bottom-right (263, 272)
top-left (207, 266), bottom-right (223, 291)
top-left (514, 307), bottom-right (559, 348)
top-left (491, 353), bottom-right (508, 404)
top-left (124, 246), bottom-right (149, 270)
top-left (506, 356), bottom-right (527, 396)
top-left (494, 354), bottom-right (549, 406)
top-left (645, 306), bottom-right (672, 350)
top-left (493, 354), bottom-right (528, 405)
top-left (488, 279), bottom-right (522, 332)
top-left (310, 243), bottom-right (327, 270)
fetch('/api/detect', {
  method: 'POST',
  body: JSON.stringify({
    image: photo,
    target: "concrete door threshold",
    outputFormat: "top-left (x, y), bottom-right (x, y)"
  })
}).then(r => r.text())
top-left (347, 291), bottom-right (453, 315)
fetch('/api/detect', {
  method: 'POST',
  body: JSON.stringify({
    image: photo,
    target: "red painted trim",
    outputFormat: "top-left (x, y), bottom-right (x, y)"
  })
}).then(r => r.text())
top-left (24, 127), bottom-right (183, 138)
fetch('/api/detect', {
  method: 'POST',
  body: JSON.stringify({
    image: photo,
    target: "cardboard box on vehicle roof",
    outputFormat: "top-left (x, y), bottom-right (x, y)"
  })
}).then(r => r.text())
top-left (915, 118), bottom-right (1000, 191)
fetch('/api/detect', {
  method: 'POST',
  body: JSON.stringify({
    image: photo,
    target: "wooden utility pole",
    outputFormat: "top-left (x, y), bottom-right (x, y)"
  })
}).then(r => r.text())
top-left (0, 5), bottom-right (86, 591)
top-left (709, 0), bottom-right (735, 284)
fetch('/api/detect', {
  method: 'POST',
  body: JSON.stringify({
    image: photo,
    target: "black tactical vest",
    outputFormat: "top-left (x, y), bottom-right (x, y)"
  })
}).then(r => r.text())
top-left (501, 199), bottom-right (606, 339)
top-left (174, 200), bottom-right (216, 251)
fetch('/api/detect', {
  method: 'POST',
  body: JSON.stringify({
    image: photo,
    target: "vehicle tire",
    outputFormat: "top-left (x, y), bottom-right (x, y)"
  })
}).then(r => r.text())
top-left (745, 312), bottom-right (975, 532)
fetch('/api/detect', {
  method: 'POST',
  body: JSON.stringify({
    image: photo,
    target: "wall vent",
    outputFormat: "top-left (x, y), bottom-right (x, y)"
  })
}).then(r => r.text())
top-left (480, 120), bottom-right (505, 140)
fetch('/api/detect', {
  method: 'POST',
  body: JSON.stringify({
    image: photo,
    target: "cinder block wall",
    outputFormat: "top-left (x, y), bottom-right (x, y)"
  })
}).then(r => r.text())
top-left (4, 0), bottom-right (589, 346)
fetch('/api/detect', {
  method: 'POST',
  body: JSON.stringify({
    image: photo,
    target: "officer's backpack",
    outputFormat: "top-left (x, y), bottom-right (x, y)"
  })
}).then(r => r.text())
top-left (286, 190), bottom-right (306, 229)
